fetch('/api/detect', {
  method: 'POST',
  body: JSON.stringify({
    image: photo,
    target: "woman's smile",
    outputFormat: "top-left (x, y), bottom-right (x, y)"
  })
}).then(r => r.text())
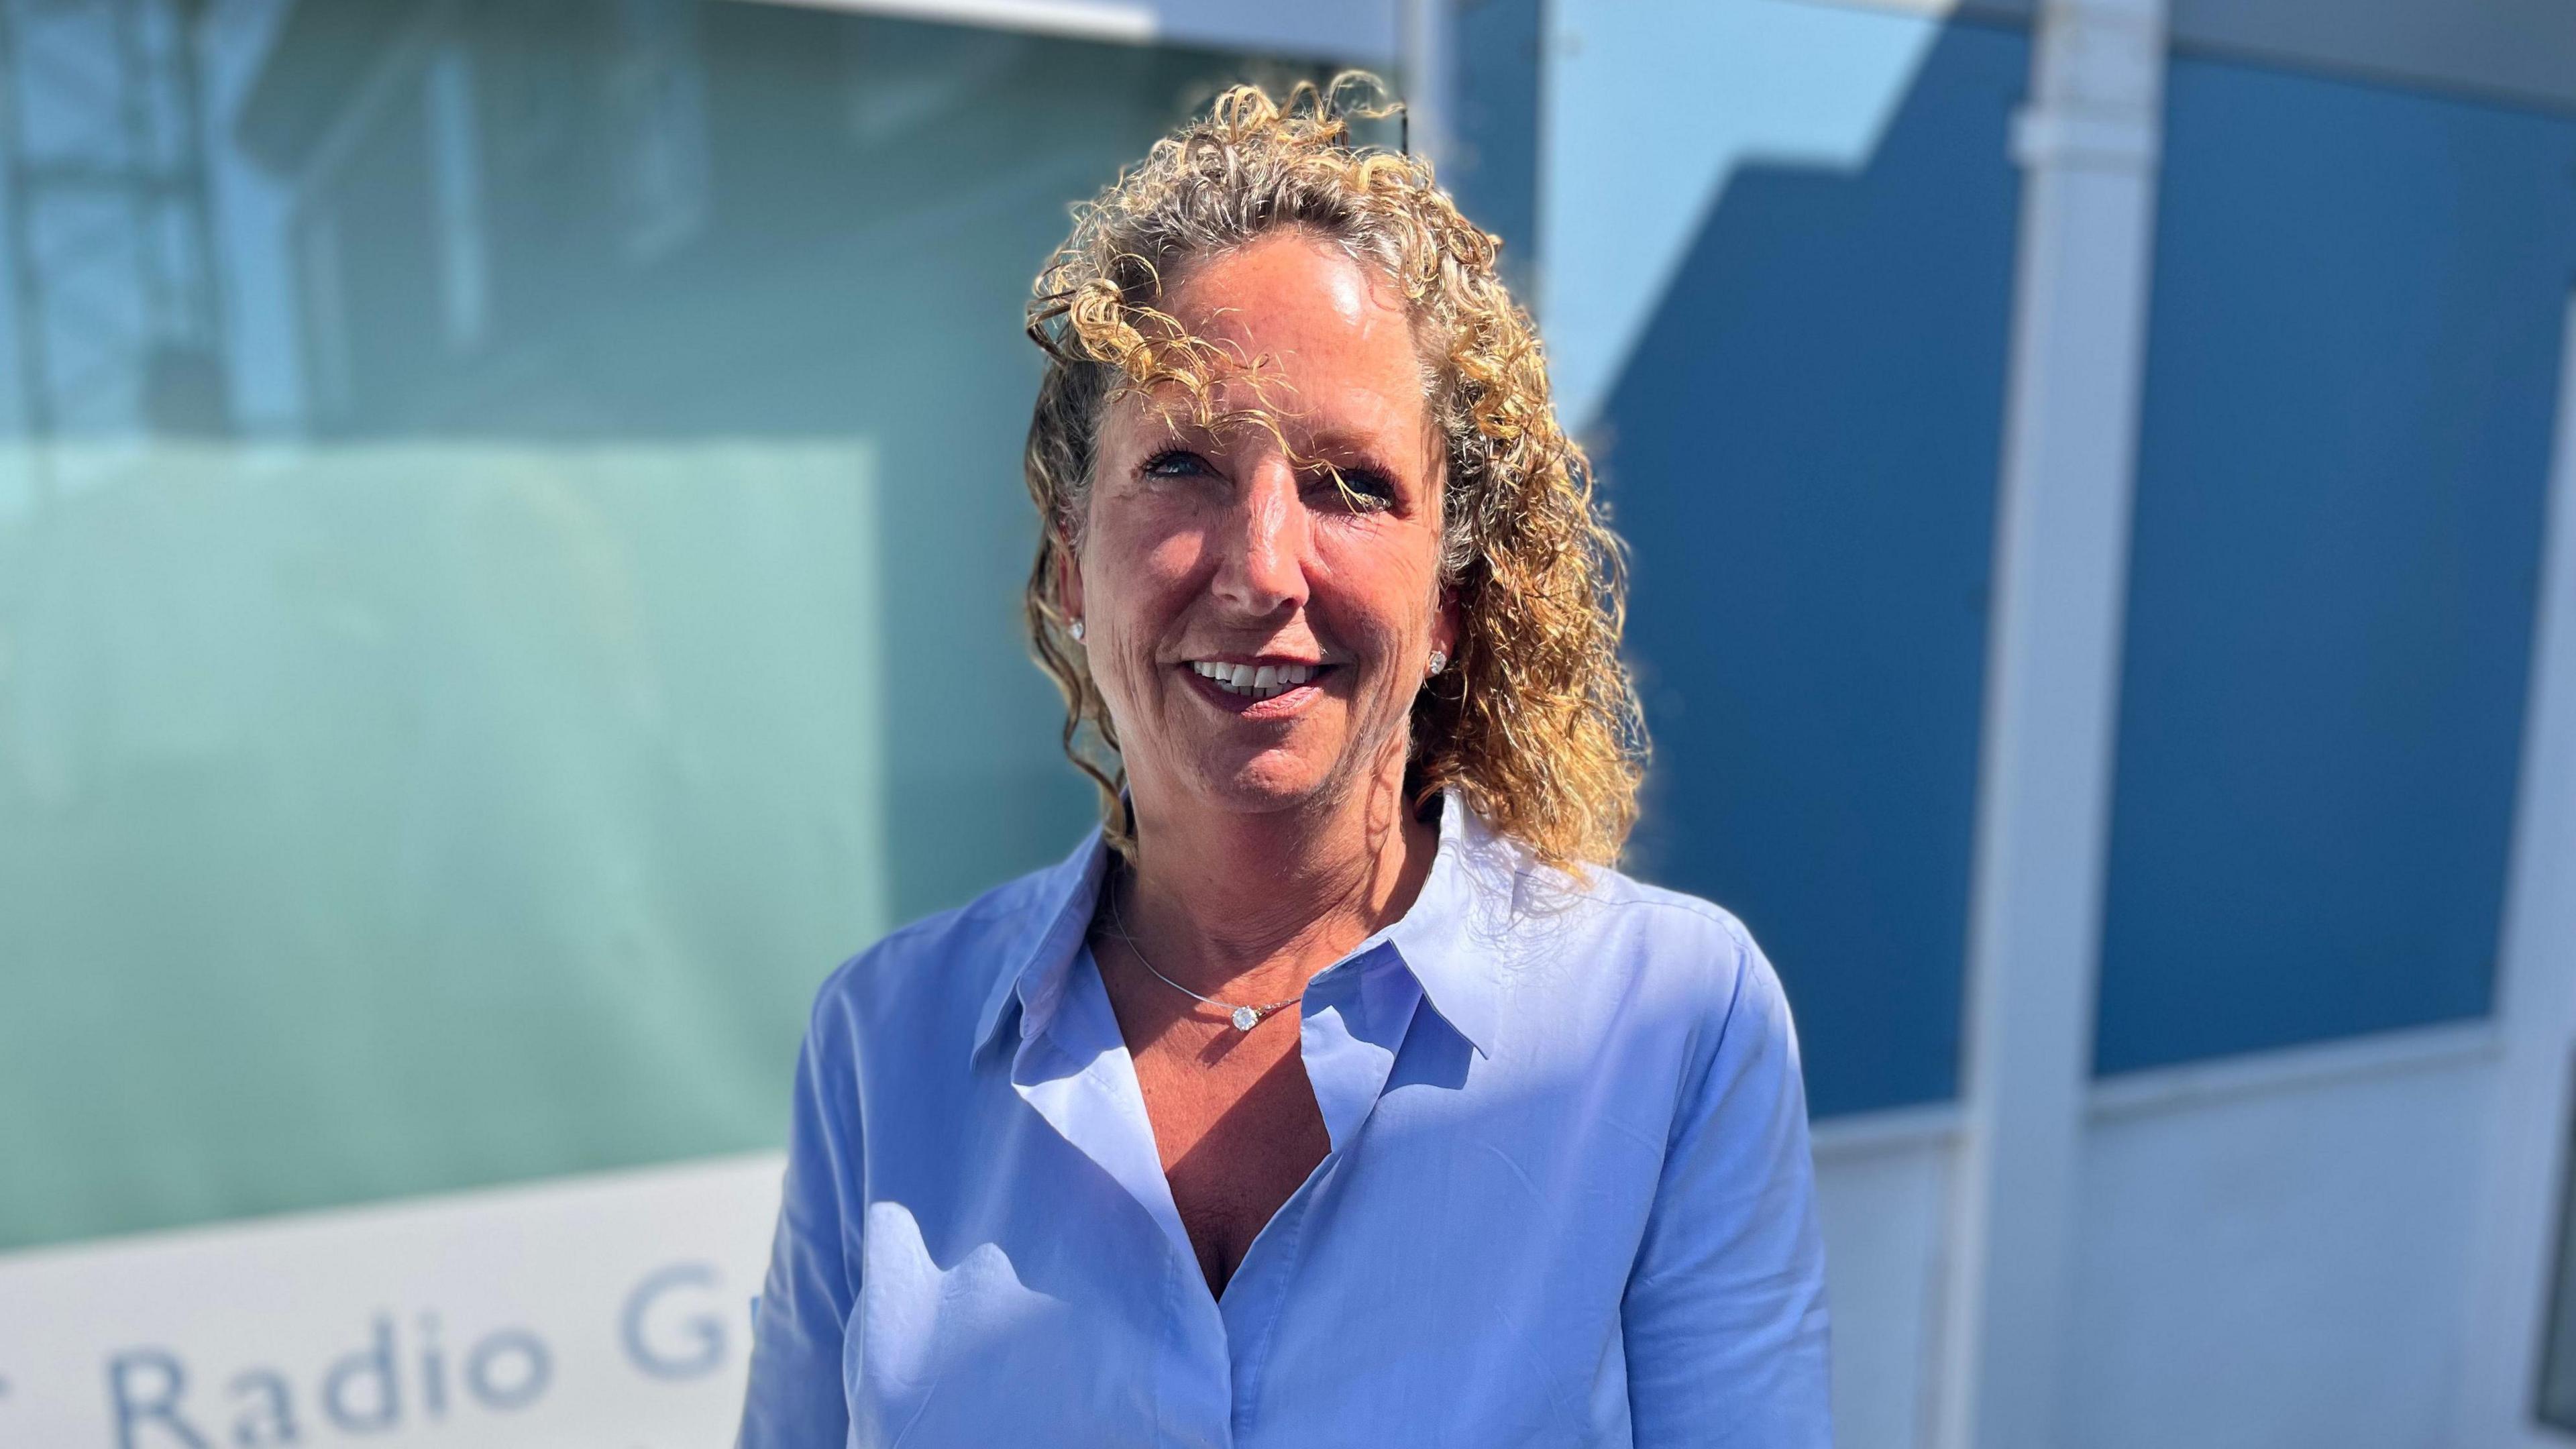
top-left (1177, 657), bottom-right (1340, 715)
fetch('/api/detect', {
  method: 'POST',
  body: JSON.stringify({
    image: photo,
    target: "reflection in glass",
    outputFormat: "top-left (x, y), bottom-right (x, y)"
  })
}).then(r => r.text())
top-left (0, 0), bottom-right (1317, 1248)
top-left (0, 0), bottom-right (231, 453)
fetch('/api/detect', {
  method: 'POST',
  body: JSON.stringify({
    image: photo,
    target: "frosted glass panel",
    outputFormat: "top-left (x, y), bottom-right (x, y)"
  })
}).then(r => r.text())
top-left (0, 0), bottom-right (1295, 1249)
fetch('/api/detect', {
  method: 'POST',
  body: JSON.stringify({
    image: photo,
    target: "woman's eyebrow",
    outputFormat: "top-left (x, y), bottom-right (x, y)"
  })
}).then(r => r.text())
top-left (1291, 430), bottom-right (1412, 476)
top-left (1131, 416), bottom-right (1223, 453)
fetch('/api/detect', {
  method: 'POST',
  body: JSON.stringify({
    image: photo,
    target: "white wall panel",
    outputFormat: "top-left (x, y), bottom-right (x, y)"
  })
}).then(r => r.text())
top-left (2070, 1039), bottom-right (2497, 1449)
top-left (1809, 1029), bottom-right (2503, 1449)
top-left (1817, 1124), bottom-right (1955, 1449)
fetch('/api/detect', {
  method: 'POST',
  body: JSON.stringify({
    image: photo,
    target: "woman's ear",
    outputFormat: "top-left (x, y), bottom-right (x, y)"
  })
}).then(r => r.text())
top-left (1057, 532), bottom-right (1086, 631)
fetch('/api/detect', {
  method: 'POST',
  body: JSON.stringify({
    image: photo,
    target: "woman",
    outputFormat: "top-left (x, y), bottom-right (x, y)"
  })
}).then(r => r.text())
top-left (739, 80), bottom-right (1829, 1447)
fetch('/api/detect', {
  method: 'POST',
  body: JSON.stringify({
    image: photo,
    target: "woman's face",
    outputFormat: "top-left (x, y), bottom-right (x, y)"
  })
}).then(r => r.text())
top-left (1068, 229), bottom-right (1455, 824)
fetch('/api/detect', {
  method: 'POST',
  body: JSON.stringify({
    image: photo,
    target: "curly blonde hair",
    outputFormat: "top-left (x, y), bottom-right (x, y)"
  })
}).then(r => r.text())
top-left (1022, 75), bottom-right (1645, 869)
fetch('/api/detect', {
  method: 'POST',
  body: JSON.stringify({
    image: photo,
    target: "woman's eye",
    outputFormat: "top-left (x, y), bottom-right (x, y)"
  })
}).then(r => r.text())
top-left (1141, 449), bottom-right (1213, 480)
top-left (1327, 468), bottom-right (1399, 512)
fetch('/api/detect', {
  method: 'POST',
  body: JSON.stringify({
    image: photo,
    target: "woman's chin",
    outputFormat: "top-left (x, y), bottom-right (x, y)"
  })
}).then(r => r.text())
top-left (1184, 750), bottom-right (1340, 815)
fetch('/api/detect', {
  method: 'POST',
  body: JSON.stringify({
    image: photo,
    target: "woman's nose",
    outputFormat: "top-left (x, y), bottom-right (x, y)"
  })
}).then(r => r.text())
top-left (1210, 461), bottom-right (1310, 617)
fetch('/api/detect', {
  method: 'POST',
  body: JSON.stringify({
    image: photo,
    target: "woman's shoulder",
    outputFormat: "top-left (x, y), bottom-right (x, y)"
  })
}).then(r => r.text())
top-left (1481, 838), bottom-right (1786, 1039)
top-left (1513, 859), bottom-right (1807, 1118)
top-left (1482, 821), bottom-right (1766, 959)
top-left (1576, 862), bottom-right (1760, 945)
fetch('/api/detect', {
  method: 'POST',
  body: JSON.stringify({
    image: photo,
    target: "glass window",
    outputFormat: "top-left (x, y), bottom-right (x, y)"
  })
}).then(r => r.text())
top-left (0, 0), bottom-right (1318, 1250)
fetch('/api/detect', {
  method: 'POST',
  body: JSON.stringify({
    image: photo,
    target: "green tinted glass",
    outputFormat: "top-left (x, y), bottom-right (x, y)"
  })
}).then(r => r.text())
top-left (0, 0), bottom-right (1307, 1250)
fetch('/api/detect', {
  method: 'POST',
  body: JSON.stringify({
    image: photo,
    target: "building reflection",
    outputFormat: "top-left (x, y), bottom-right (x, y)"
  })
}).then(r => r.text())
top-left (0, 0), bottom-right (232, 476)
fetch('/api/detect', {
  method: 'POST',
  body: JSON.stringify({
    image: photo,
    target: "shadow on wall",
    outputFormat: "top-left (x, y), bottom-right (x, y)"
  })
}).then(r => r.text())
top-left (2094, 57), bottom-right (2576, 1073)
top-left (1597, 20), bottom-right (2029, 1120)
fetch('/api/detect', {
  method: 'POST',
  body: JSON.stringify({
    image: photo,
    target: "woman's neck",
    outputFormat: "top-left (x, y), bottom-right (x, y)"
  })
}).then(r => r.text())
top-left (1116, 752), bottom-right (1438, 1004)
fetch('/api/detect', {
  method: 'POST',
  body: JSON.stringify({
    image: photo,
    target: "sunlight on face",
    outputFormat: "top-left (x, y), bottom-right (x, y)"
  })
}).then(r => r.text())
top-left (1069, 230), bottom-right (1456, 821)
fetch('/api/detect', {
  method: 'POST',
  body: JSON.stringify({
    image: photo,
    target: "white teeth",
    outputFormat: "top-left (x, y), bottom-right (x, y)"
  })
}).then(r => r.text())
top-left (1186, 660), bottom-right (1322, 700)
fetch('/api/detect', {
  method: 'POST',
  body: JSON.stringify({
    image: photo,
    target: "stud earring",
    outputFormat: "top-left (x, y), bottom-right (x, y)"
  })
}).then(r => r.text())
top-left (1069, 618), bottom-right (1085, 643)
top-left (1427, 648), bottom-right (1447, 676)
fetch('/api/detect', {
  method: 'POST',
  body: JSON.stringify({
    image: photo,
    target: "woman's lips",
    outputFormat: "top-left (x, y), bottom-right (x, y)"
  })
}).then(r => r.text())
top-left (1177, 661), bottom-right (1333, 716)
top-left (1185, 658), bottom-right (1322, 697)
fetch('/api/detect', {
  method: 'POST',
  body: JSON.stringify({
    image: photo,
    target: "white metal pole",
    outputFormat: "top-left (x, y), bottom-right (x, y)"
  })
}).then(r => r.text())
top-left (1935, 2), bottom-right (2168, 1446)
top-left (1399, 0), bottom-right (1453, 171)
top-left (2453, 292), bottom-right (2576, 1448)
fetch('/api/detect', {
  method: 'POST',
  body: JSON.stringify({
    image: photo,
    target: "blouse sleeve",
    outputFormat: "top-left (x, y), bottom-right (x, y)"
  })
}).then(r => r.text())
top-left (1621, 922), bottom-right (1833, 1446)
top-left (737, 996), bottom-right (861, 1449)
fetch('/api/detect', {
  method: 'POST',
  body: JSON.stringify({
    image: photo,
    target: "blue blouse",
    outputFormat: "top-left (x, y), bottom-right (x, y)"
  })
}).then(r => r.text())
top-left (738, 795), bottom-right (1831, 1447)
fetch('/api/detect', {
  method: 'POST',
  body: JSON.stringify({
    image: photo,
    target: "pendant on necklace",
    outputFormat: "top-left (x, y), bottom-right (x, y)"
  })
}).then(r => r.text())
top-left (1230, 1006), bottom-right (1261, 1031)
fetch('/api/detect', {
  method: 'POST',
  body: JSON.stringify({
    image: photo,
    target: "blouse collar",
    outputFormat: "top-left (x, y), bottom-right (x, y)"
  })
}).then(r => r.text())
top-left (969, 788), bottom-right (1513, 1063)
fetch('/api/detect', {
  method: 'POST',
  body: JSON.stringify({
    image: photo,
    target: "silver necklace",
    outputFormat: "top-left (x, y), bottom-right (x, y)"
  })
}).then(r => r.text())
top-left (1106, 881), bottom-right (1300, 1032)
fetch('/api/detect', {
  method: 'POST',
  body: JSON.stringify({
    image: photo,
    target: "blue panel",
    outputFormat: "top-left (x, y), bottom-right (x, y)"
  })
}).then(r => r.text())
top-left (1600, 23), bottom-right (2025, 1116)
top-left (2096, 60), bottom-right (2576, 1075)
